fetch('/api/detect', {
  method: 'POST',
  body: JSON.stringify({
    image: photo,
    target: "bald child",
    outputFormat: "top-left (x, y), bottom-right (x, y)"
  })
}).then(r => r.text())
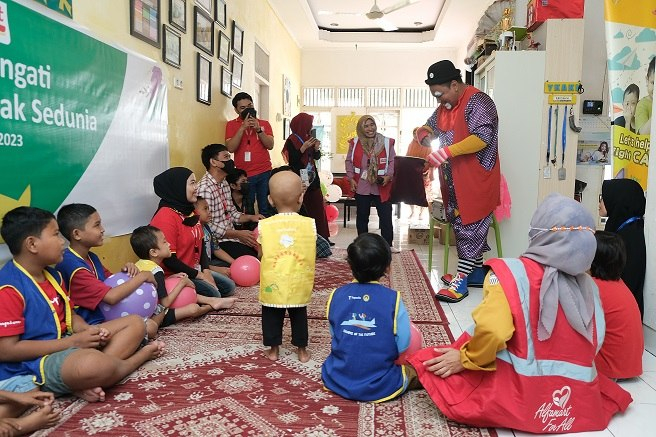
top-left (257, 169), bottom-right (317, 362)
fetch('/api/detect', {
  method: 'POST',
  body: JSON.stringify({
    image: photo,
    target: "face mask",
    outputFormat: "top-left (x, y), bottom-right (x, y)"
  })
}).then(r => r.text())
top-left (221, 159), bottom-right (237, 174)
top-left (443, 103), bottom-right (452, 110)
top-left (240, 182), bottom-right (250, 196)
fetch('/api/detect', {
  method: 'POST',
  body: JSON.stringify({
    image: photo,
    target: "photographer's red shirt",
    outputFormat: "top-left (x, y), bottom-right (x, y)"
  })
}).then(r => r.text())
top-left (225, 117), bottom-right (273, 177)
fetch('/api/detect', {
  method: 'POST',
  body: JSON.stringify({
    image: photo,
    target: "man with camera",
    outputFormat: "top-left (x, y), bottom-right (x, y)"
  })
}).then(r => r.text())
top-left (225, 92), bottom-right (274, 216)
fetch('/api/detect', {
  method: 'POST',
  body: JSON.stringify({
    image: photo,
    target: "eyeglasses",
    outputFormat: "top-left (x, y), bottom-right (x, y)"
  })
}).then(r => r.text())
top-left (432, 90), bottom-right (443, 98)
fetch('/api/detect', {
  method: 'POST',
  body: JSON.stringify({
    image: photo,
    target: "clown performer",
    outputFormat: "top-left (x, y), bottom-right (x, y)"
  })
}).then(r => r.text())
top-left (415, 60), bottom-right (500, 303)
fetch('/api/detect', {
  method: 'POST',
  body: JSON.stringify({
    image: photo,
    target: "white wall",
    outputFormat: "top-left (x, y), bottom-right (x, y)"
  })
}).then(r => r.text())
top-left (301, 48), bottom-right (457, 87)
top-left (644, 98), bottom-right (656, 329)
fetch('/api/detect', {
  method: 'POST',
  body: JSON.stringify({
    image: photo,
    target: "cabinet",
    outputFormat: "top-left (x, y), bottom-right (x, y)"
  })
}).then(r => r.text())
top-left (474, 19), bottom-right (584, 257)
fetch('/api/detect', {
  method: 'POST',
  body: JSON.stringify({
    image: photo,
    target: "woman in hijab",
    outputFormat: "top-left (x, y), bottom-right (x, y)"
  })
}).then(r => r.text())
top-left (408, 194), bottom-right (632, 433)
top-left (600, 178), bottom-right (646, 319)
top-left (345, 115), bottom-right (398, 251)
top-left (150, 167), bottom-right (237, 310)
top-left (282, 112), bottom-right (330, 242)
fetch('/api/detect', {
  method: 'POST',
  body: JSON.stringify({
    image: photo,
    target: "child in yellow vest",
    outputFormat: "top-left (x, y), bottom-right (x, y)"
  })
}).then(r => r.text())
top-left (258, 169), bottom-right (316, 362)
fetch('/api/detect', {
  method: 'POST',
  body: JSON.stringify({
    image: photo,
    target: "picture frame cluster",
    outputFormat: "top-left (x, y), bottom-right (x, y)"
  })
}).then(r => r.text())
top-left (130, 0), bottom-right (245, 104)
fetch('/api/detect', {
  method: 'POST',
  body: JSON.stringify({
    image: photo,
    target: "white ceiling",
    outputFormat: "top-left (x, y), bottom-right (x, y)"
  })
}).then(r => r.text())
top-left (268, 0), bottom-right (495, 49)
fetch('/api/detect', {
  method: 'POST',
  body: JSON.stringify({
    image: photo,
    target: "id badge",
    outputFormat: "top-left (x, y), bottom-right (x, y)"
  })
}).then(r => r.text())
top-left (244, 151), bottom-right (251, 162)
top-left (300, 168), bottom-right (309, 184)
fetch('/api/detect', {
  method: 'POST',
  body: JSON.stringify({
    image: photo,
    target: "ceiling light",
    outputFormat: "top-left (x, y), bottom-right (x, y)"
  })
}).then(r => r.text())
top-left (414, 21), bottom-right (422, 26)
top-left (330, 23), bottom-right (339, 27)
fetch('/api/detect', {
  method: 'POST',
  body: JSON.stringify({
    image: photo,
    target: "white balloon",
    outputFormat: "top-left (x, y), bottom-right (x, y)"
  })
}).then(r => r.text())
top-left (319, 170), bottom-right (334, 185)
top-left (325, 184), bottom-right (343, 202)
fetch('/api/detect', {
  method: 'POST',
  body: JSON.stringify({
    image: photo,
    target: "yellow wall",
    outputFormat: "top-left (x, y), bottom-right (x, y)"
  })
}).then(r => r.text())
top-left (68, 0), bottom-right (301, 271)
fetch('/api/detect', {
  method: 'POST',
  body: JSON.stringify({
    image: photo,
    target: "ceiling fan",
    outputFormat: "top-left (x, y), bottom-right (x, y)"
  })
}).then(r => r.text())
top-left (318, 0), bottom-right (421, 32)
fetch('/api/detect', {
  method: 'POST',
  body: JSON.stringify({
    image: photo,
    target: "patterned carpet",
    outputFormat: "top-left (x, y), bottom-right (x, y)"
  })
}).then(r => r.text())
top-left (34, 250), bottom-right (496, 437)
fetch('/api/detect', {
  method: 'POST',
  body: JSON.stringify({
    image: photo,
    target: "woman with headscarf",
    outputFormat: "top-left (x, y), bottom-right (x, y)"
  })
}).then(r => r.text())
top-left (345, 115), bottom-right (398, 251)
top-left (282, 112), bottom-right (330, 242)
top-left (600, 178), bottom-right (646, 319)
top-left (150, 167), bottom-right (237, 309)
top-left (407, 194), bottom-right (632, 433)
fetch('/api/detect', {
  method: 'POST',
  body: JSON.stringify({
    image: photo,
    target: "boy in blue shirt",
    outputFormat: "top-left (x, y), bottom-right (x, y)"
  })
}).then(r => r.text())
top-left (0, 207), bottom-right (164, 403)
top-left (322, 233), bottom-right (419, 402)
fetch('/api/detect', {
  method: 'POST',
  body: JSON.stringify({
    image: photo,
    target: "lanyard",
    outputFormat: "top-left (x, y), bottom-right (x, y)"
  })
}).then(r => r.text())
top-left (561, 105), bottom-right (567, 167)
top-left (552, 106), bottom-right (559, 165)
top-left (546, 105), bottom-right (552, 165)
top-left (617, 216), bottom-right (642, 232)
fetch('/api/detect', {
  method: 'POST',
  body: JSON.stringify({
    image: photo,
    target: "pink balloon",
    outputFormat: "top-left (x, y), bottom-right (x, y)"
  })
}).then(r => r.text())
top-left (328, 221), bottom-right (339, 237)
top-left (164, 276), bottom-right (198, 309)
top-left (230, 255), bottom-right (261, 286)
top-left (100, 272), bottom-right (158, 320)
top-left (325, 204), bottom-right (339, 222)
top-left (395, 322), bottom-right (424, 365)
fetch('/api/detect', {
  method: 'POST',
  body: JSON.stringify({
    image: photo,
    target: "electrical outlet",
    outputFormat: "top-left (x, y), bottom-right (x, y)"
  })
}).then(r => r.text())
top-left (173, 77), bottom-right (183, 89)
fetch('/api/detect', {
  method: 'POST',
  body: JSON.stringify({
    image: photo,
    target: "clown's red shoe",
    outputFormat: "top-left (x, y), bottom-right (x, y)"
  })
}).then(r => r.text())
top-left (435, 272), bottom-right (468, 303)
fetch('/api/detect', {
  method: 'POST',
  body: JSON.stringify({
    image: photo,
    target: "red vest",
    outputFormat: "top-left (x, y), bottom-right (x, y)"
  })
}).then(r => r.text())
top-left (409, 257), bottom-right (632, 433)
top-left (438, 85), bottom-right (500, 224)
top-left (349, 137), bottom-right (393, 202)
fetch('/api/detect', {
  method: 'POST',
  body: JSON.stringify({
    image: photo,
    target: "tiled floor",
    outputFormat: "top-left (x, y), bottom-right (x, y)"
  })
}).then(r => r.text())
top-left (330, 204), bottom-right (656, 437)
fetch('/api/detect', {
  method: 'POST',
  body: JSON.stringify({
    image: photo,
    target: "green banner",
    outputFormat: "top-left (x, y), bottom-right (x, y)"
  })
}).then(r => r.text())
top-left (1, 1), bottom-right (168, 250)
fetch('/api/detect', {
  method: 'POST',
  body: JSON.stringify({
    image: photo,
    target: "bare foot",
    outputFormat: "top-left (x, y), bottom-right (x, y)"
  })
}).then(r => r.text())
top-left (10, 405), bottom-right (60, 434)
top-left (75, 387), bottom-right (106, 403)
top-left (206, 297), bottom-right (237, 310)
top-left (143, 340), bottom-right (166, 359)
top-left (264, 346), bottom-right (279, 361)
top-left (297, 347), bottom-right (310, 363)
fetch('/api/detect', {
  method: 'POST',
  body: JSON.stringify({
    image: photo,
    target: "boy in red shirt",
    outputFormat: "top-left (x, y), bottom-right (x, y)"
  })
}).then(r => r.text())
top-left (0, 207), bottom-right (163, 403)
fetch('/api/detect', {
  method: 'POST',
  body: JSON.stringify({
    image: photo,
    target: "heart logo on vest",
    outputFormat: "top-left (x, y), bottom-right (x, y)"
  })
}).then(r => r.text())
top-left (552, 386), bottom-right (571, 409)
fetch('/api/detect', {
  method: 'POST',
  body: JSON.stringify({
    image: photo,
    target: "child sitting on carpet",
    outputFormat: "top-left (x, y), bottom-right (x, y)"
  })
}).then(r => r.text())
top-left (0, 207), bottom-right (164, 403)
top-left (194, 197), bottom-right (237, 269)
top-left (55, 203), bottom-right (159, 328)
top-left (130, 225), bottom-right (217, 334)
top-left (0, 377), bottom-right (59, 435)
top-left (590, 231), bottom-right (643, 379)
top-left (258, 169), bottom-right (316, 363)
top-left (321, 233), bottom-right (420, 402)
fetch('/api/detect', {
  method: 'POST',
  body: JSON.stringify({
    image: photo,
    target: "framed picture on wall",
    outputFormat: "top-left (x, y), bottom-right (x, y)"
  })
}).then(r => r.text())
top-left (232, 56), bottom-right (243, 89)
top-left (194, 6), bottom-right (214, 56)
top-left (232, 21), bottom-right (244, 56)
top-left (197, 53), bottom-right (212, 105)
top-left (130, 0), bottom-right (161, 48)
top-left (195, 0), bottom-right (212, 15)
top-left (215, 0), bottom-right (227, 28)
top-left (169, 0), bottom-right (186, 33)
top-left (218, 31), bottom-right (230, 65)
top-left (221, 66), bottom-right (233, 97)
top-left (162, 25), bottom-right (181, 68)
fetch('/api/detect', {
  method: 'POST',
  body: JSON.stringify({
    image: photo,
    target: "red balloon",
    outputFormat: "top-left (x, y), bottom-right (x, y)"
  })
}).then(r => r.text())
top-left (395, 322), bottom-right (424, 365)
top-left (230, 255), bottom-right (261, 287)
top-left (325, 204), bottom-right (339, 222)
top-left (164, 276), bottom-right (198, 309)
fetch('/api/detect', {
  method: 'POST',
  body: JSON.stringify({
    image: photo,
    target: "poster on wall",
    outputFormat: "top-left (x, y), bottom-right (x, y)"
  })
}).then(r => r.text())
top-left (604, 0), bottom-right (655, 189)
top-left (0, 1), bottom-right (168, 260)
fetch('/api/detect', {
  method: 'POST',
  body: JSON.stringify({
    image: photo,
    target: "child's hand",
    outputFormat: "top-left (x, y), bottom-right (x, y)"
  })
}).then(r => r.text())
top-left (182, 277), bottom-right (195, 288)
top-left (122, 262), bottom-right (140, 277)
top-left (173, 273), bottom-right (188, 279)
top-left (70, 326), bottom-right (103, 349)
top-left (215, 267), bottom-right (231, 277)
top-left (0, 419), bottom-right (20, 436)
top-left (6, 390), bottom-right (55, 407)
top-left (98, 327), bottom-right (111, 346)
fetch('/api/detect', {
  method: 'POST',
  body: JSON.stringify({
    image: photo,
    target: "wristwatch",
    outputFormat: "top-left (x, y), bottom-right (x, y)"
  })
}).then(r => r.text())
top-left (256, 128), bottom-right (263, 134)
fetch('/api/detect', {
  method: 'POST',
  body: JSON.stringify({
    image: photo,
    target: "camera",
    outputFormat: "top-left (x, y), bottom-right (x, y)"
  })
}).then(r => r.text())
top-left (240, 107), bottom-right (257, 120)
top-left (376, 176), bottom-right (385, 185)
